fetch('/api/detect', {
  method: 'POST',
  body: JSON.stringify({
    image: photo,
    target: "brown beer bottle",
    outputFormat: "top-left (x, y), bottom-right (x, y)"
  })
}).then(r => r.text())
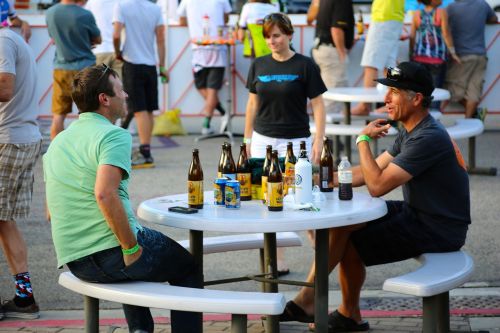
top-left (188, 149), bottom-right (204, 209)
top-left (320, 137), bottom-right (334, 192)
top-left (300, 141), bottom-right (309, 161)
top-left (222, 143), bottom-right (237, 180)
top-left (284, 142), bottom-right (297, 195)
top-left (261, 145), bottom-right (272, 204)
top-left (356, 10), bottom-right (364, 36)
top-left (237, 143), bottom-right (252, 201)
top-left (217, 143), bottom-right (227, 178)
top-left (267, 150), bottom-right (283, 211)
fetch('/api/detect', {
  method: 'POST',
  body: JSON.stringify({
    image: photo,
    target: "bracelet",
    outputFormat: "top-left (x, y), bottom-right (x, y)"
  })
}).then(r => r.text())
top-left (122, 243), bottom-right (140, 255)
top-left (243, 137), bottom-right (252, 144)
top-left (356, 134), bottom-right (372, 145)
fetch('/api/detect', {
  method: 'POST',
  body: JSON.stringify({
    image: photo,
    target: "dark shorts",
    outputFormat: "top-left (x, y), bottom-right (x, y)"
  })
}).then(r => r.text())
top-left (122, 62), bottom-right (158, 112)
top-left (194, 67), bottom-right (225, 90)
top-left (351, 201), bottom-right (468, 267)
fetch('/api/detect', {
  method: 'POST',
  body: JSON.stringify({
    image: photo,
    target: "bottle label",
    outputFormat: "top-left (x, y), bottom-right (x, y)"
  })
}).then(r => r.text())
top-left (267, 182), bottom-right (283, 208)
top-left (217, 171), bottom-right (222, 178)
top-left (188, 181), bottom-right (203, 205)
top-left (237, 173), bottom-right (252, 197)
top-left (222, 173), bottom-right (236, 180)
top-left (285, 162), bottom-right (295, 177)
top-left (262, 176), bottom-right (268, 202)
top-left (338, 170), bottom-right (352, 184)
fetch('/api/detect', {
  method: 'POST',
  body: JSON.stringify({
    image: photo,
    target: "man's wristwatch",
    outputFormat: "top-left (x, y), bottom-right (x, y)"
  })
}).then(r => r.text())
top-left (356, 134), bottom-right (372, 145)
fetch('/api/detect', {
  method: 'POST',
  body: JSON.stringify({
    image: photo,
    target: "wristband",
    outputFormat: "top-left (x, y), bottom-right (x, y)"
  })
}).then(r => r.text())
top-left (356, 134), bottom-right (372, 145)
top-left (160, 66), bottom-right (166, 72)
top-left (243, 137), bottom-right (252, 144)
top-left (122, 243), bottom-right (140, 255)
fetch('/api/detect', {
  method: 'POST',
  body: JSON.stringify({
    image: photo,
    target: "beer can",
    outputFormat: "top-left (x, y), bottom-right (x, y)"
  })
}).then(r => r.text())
top-left (225, 180), bottom-right (241, 209)
top-left (214, 178), bottom-right (227, 206)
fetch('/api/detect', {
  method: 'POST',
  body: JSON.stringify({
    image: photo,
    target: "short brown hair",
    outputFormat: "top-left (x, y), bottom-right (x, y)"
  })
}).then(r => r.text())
top-left (72, 64), bottom-right (118, 113)
top-left (262, 13), bottom-right (294, 38)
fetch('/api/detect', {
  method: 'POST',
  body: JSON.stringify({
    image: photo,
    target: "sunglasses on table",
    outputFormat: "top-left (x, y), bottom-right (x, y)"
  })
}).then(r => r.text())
top-left (386, 67), bottom-right (408, 82)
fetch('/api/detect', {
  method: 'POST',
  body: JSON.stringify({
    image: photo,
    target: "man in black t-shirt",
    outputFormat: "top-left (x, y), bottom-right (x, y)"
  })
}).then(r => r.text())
top-left (280, 62), bottom-right (470, 332)
top-left (311, 0), bottom-right (354, 116)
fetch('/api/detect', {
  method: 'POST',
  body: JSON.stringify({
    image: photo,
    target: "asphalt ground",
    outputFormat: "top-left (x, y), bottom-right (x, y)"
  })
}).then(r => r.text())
top-left (0, 115), bottom-right (499, 328)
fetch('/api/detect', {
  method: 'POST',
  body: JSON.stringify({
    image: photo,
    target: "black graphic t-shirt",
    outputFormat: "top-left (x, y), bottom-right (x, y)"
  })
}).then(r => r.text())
top-left (246, 53), bottom-right (327, 138)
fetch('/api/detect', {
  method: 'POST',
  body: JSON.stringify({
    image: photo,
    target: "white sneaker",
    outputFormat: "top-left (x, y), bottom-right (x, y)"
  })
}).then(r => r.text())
top-left (201, 127), bottom-right (214, 135)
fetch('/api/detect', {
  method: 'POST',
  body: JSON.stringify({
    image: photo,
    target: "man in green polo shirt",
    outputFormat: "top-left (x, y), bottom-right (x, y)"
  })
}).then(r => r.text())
top-left (43, 65), bottom-right (202, 333)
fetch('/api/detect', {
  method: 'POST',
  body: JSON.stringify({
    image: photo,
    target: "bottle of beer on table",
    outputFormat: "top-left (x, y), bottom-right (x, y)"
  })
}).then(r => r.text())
top-left (217, 142), bottom-right (227, 178)
top-left (284, 142), bottom-right (297, 195)
top-left (338, 156), bottom-right (353, 200)
top-left (222, 143), bottom-right (236, 180)
top-left (237, 143), bottom-right (252, 201)
top-left (268, 150), bottom-right (283, 211)
top-left (295, 149), bottom-right (312, 204)
top-left (261, 145), bottom-right (272, 204)
top-left (320, 137), bottom-right (334, 192)
top-left (188, 149), bottom-right (204, 209)
top-left (356, 10), bottom-right (364, 37)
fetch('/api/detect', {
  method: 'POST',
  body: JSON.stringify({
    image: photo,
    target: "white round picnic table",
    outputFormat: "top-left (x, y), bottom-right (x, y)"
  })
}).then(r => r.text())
top-left (138, 190), bottom-right (387, 333)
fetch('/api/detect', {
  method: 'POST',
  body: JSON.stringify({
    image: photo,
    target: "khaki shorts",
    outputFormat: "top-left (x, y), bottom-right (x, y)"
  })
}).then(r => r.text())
top-left (445, 54), bottom-right (487, 103)
top-left (0, 141), bottom-right (42, 221)
top-left (95, 52), bottom-right (123, 80)
top-left (52, 69), bottom-right (80, 115)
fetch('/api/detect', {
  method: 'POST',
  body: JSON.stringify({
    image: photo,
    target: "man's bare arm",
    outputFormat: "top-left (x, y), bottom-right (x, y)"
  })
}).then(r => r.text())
top-left (0, 73), bottom-right (15, 102)
top-left (9, 16), bottom-right (31, 41)
top-left (113, 22), bottom-right (124, 60)
top-left (95, 164), bottom-right (141, 265)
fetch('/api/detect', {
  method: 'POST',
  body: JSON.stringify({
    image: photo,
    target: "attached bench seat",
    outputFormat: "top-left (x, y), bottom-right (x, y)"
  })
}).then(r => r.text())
top-left (326, 110), bottom-right (442, 123)
top-left (59, 271), bottom-right (286, 333)
top-left (178, 231), bottom-right (302, 254)
top-left (383, 251), bottom-right (474, 333)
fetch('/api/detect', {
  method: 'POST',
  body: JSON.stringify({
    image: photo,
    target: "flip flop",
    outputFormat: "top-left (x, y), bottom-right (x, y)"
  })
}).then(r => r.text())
top-left (327, 310), bottom-right (370, 332)
top-left (278, 300), bottom-right (314, 323)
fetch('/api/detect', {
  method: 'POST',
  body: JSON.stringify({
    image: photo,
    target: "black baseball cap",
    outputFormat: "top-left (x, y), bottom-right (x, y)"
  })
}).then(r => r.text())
top-left (375, 62), bottom-right (435, 97)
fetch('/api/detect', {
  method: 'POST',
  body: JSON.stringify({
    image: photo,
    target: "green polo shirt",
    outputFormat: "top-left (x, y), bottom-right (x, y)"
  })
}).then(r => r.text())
top-left (43, 112), bottom-right (142, 267)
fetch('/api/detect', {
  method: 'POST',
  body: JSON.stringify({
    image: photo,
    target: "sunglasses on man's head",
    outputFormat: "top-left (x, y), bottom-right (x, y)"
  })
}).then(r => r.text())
top-left (386, 67), bottom-right (407, 82)
top-left (97, 63), bottom-right (110, 81)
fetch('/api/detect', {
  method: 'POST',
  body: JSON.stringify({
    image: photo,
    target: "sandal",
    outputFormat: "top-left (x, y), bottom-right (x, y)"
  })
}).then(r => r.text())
top-left (278, 300), bottom-right (314, 323)
top-left (327, 310), bottom-right (369, 332)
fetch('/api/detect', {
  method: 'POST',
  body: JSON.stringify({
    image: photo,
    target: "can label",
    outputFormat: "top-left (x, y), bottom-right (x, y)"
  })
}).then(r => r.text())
top-left (237, 173), bottom-right (252, 197)
top-left (213, 178), bottom-right (227, 205)
top-left (188, 181), bottom-right (203, 206)
top-left (225, 180), bottom-right (241, 209)
top-left (267, 182), bottom-right (283, 208)
top-left (261, 175), bottom-right (268, 202)
top-left (338, 170), bottom-right (352, 184)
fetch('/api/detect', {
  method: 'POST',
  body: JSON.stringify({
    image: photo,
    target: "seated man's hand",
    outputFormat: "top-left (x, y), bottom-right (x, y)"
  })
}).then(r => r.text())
top-left (123, 245), bottom-right (143, 266)
top-left (360, 119), bottom-right (392, 139)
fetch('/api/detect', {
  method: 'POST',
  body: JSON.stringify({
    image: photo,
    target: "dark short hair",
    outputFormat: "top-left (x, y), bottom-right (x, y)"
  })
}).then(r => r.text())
top-left (262, 13), bottom-right (294, 38)
top-left (72, 64), bottom-right (118, 114)
top-left (417, 0), bottom-right (432, 5)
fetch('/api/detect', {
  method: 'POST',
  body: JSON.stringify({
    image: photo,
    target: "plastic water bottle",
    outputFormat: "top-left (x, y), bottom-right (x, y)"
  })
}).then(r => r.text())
top-left (338, 156), bottom-right (353, 200)
top-left (294, 149), bottom-right (312, 204)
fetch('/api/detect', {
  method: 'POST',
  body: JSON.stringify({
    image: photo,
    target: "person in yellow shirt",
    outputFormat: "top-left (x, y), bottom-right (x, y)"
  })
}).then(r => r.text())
top-left (351, 0), bottom-right (405, 115)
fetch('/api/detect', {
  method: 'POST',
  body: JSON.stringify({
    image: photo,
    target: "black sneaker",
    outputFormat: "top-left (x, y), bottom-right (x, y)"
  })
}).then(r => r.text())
top-left (2, 299), bottom-right (40, 320)
top-left (132, 155), bottom-right (155, 169)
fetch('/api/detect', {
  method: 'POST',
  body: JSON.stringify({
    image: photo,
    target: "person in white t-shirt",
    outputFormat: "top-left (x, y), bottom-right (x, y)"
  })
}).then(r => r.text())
top-left (177, 0), bottom-right (232, 135)
top-left (85, 0), bottom-right (123, 79)
top-left (113, 0), bottom-right (167, 169)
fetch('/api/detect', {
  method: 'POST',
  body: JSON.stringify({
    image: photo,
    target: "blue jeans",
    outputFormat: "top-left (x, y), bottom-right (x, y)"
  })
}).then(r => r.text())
top-left (66, 227), bottom-right (202, 333)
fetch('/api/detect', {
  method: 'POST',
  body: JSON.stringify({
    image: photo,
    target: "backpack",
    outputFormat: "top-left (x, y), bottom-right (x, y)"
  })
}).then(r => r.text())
top-left (412, 8), bottom-right (447, 64)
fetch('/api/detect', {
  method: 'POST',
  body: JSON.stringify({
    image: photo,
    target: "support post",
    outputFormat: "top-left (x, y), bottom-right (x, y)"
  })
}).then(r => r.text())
top-left (422, 292), bottom-right (449, 333)
top-left (259, 248), bottom-right (265, 292)
top-left (190, 230), bottom-right (204, 287)
top-left (231, 314), bottom-right (248, 333)
top-left (263, 233), bottom-right (279, 333)
top-left (314, 228), bottom-right (329, 333)
top-left (466, 137), bottom-right (497, 175)
top-left (84, 295), bottom-right (99, 333)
